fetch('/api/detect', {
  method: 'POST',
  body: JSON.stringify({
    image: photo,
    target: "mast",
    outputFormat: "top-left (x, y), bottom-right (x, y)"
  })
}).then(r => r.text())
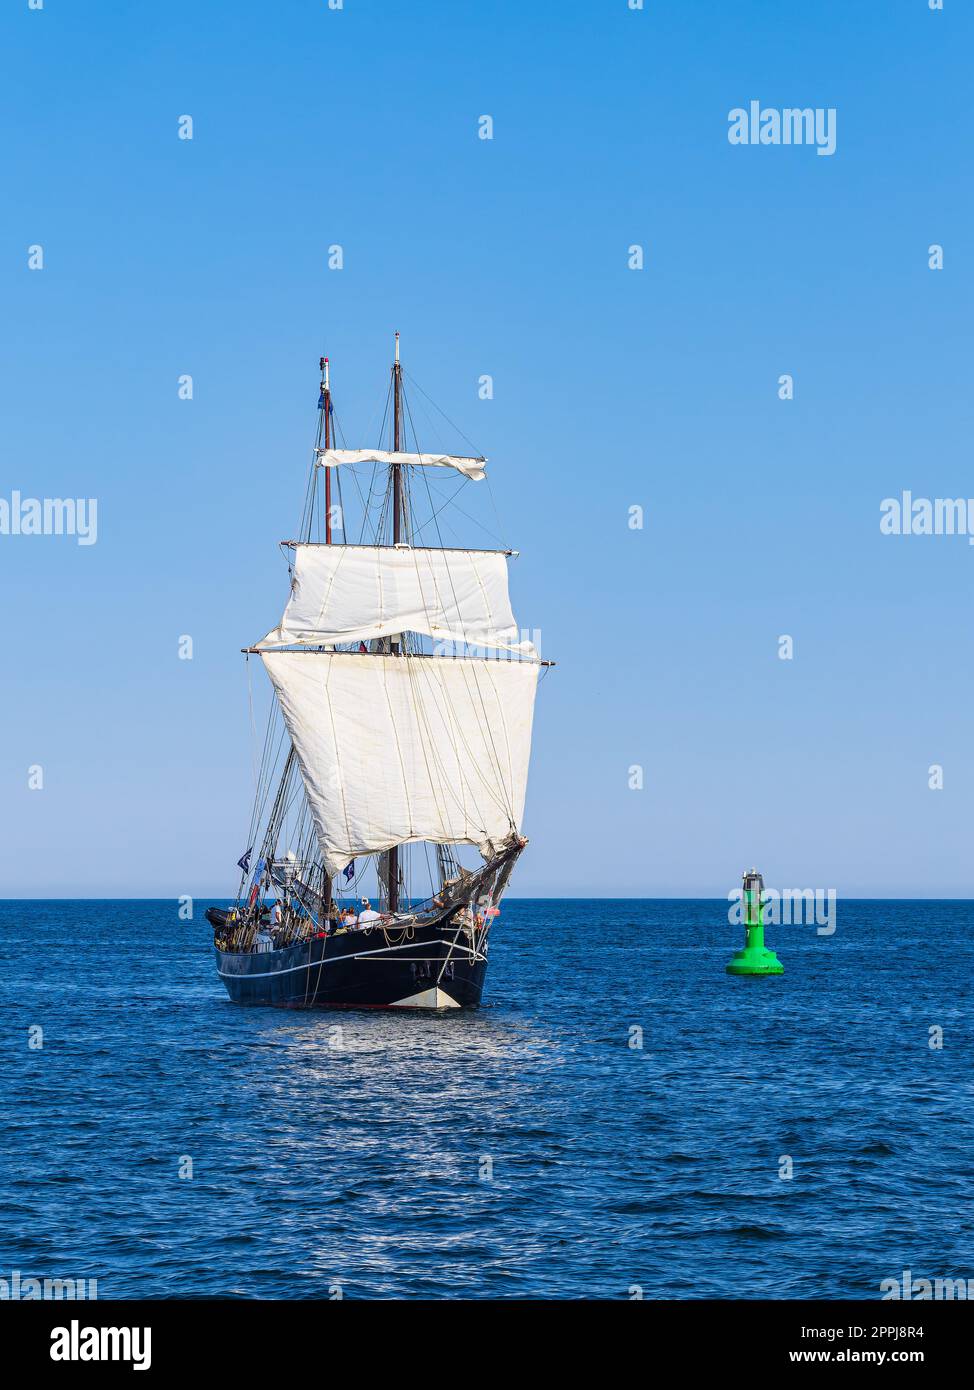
top-left (323, 355), bottom-right (332, 545)
top-left (322, 354), bottom-right (332, 915)
top-left (387, 332), bottom-right (403, 913)
top-left (392, 332), bottom-right (403, 544)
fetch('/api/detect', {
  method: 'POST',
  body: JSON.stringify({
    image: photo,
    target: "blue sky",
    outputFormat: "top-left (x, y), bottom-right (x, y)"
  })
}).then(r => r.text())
top-left (1, 0), bottom-right (971, 897)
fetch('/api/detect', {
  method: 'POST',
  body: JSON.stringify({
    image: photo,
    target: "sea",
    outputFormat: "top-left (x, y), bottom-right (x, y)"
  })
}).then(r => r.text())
top-left (0, 899), bottom-right (971, 1300)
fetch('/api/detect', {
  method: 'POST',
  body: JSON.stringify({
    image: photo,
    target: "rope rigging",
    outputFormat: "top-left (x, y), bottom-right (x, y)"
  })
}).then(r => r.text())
top-left (232, 346), bottom-right (535, 941)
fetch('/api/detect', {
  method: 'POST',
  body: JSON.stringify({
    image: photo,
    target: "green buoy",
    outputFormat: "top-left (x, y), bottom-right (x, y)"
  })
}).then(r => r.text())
top-left (726, 868), bottom-right (783, 976)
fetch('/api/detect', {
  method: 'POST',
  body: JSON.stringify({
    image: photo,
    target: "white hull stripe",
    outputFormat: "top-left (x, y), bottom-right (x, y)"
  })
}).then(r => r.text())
top-left (217, 937), bottom-right (485, 979)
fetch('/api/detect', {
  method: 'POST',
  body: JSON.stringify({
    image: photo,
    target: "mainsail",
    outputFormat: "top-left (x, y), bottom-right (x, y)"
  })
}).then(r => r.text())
top-left (256, 544), bottom-right (534, 654)
top-left (260, 651), bottom-right (539, 879)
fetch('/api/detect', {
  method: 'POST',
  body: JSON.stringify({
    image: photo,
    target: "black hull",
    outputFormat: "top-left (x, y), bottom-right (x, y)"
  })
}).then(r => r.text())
top-left (214, 920), bottom-right (488, 1011)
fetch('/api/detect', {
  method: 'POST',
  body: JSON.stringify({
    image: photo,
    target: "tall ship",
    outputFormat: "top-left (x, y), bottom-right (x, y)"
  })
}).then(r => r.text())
top-left (207, 336), bottom-right (549, 1009)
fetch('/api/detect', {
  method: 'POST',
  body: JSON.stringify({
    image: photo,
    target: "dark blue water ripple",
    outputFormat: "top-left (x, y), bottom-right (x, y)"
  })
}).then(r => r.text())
top-left (1, 899), bottom-right (971, 1298)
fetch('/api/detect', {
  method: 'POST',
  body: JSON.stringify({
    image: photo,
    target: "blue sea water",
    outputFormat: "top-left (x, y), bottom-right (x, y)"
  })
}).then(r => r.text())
top-left (0, 899), bottom-right (971, 1300)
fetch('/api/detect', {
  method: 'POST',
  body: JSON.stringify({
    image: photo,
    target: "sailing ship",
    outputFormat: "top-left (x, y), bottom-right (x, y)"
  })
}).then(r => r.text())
top-left (207, 336), bottom-right (549, 1009)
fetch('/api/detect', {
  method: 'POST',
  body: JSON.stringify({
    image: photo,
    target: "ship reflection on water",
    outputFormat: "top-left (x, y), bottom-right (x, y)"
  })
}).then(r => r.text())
top-left (235, 1005), bottom-right (563, 1125)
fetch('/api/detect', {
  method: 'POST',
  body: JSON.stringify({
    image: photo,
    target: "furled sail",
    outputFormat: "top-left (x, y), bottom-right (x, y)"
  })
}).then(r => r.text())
top-left (257, 544), bottom-right (534, 655)
top-left (316, 449), bottom-right (487, 482)
top-left (260, 651), bottom-right (539, 878)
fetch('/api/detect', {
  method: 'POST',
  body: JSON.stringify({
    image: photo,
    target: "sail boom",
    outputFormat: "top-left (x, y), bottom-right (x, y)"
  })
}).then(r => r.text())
top-left (244, 646), bottom-right (554, 664)
top-left (279, 541), bottom-right (516, 556)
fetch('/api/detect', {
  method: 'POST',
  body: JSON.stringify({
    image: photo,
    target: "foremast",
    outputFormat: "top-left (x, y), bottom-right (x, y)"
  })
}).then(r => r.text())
top-left (237, 353), bottom-right (337, 923)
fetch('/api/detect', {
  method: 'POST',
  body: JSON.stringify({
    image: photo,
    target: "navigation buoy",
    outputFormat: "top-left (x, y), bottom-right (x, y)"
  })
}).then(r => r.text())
top-left (726, 868), bottom-right (783, 976)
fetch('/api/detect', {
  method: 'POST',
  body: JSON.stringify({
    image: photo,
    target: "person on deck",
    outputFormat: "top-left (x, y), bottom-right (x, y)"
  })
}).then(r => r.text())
top-left (357, 899), bottom-right (381, 926)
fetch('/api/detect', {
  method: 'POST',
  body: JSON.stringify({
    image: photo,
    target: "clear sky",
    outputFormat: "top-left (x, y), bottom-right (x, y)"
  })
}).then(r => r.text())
top-left (1, 0), bottom-right (971, 898)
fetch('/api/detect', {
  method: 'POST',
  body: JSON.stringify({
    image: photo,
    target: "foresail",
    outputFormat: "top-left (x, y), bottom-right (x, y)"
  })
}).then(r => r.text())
top-left (260, 651), bottom-right (539, 879)
top-left (316, 449), bottom-right (487, 482)
top-left (256, 545), bottom-right (535, 655)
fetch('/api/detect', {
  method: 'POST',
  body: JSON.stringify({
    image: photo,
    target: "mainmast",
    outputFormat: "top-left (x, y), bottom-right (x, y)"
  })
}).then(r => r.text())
top-left (319, 353), bottom-right (333, 920)
top-left (392, 331), bottom-right (403, 544)
top-left (322, 355), bottom-right (332, 544)
top-left (310, 355), bottom-right (334, 546)
top-left (388, 332), bottom-right (404, 913)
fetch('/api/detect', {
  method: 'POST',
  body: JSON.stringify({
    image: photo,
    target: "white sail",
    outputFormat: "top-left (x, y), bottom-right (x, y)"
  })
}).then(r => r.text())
top-left (260, 651), bottom-right (539, 878)
top-left (257, 545), bottom-right (534, 655)
top-left (316, 448), bottom-right (486, 482)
